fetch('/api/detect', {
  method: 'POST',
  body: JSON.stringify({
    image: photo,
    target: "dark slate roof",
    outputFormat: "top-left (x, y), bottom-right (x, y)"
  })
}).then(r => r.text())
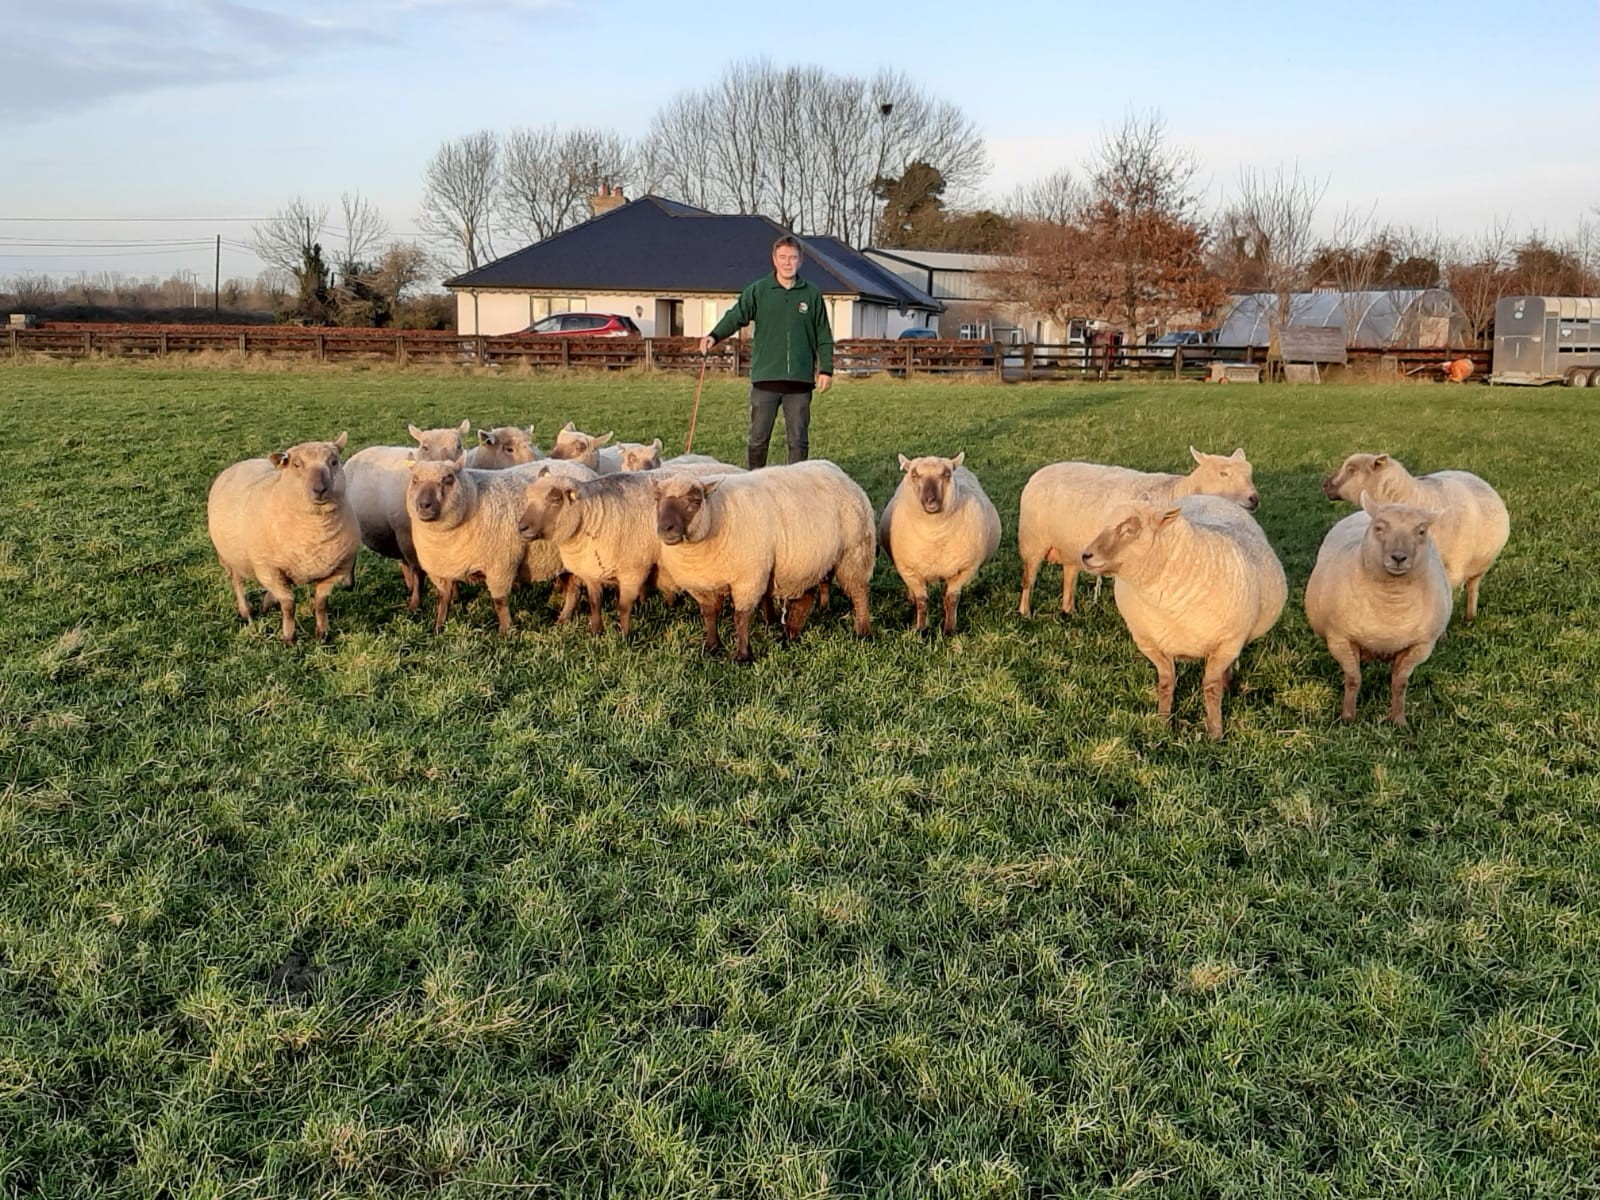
top-left (443, 196), bottom-right (942, 312)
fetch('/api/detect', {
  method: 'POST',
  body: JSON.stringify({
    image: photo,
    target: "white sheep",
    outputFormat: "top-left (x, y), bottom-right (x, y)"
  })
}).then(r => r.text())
top-left (345, 419), bottom-right (472, 610)
top-left (1081, 495), bottom-right (1286, 739)
top-left (1322, 452), bottom-right (1509, 621)
top-left (549, 422), bottom-right (615, 472)
top-left (405, 457), bottom-right (595, 634)
top-left (878, 451), bottom-right (1001, 634)
top-left (1018, 447), bottom-right (1260, 618)
top-left (465, 425), bottom-right (542, 470)
top-left (1305, 492), bottom-right (1452, 727)
top-left (651, 461), bottom-right (875, 661)
top-left (612, 439), bottom-right (664, 472)
top-left (206, 433), bottom-right (359, 643)
top-left (656, 454), bottom-right (747, 478)
top-left (518, 469), bottom-right (667, 636)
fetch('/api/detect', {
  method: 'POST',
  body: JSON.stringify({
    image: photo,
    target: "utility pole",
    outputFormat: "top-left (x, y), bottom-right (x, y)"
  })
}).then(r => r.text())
top-left (214, 234), bottom-right (221, 314)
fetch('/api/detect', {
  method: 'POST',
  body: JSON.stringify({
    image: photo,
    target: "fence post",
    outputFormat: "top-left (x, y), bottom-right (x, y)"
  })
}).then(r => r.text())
top-left (903, 342), bottom-right (915, 378)
top-left (158, 331), bottom-right (168, 357)
top-left (84, 331), bottom-right (93, 359)
top-left (316, 333), bottom-right (326, 363)
top-left (560, 339), bottom-right (570, 370)
top-left (238, 332), bottom-right (247, 357)
top-left (1023, 343), bottom-right (1035, 382)
top-left (475, 336), bottom-right (486, 365)
top-left (395, 335), bottom-right (406, 366)
top-left (1173, 348), bottom-right (1183, 380)
top-left (644, 338), bottom-right (654, 370)
top-left (8, 329), bottom-right (16, 359)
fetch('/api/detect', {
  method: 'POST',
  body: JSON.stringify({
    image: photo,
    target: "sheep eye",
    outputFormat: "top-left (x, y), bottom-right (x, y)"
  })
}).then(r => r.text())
top-left (1220, 469), bottom-right (1231, 478)
top-left (1373, 522), bottom-right (1387, 534)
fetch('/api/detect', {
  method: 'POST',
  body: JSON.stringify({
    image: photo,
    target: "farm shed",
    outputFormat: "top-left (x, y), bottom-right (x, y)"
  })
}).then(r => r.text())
top-left (1218, 289), bottom-right (1467, 348)
top-left (445, 194), bottom-right (942, 338)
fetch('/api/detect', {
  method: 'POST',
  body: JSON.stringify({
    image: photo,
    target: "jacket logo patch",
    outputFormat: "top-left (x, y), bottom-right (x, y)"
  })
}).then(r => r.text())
top-left (797, 302), bottom-right (808, 313)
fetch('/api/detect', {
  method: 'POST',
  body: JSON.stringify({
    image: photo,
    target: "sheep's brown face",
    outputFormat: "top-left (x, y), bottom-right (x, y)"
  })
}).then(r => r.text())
top-left (1081, 503), bottom-right (1177, 576)
top-left (407, 460), bottom-right (462, 523)
top-left (1362, 497), bottom-right (1437, 577)
top-left (478, 426), bottom-right (539, 468)
top-left (274, 434), bottom-right (348, 506)
top-left (1189, 447), bottom-right (1259, 511)
top-left (1324, 453), bottom-right (1388, 502)
top-left (654, 480), bottom-right (707, 546)
top-left (517, 476), bottom-right (571, 542)
top-left (550, 424), bottom-right (612, 465)
top-left (410, 419), bottom-right (470, 463)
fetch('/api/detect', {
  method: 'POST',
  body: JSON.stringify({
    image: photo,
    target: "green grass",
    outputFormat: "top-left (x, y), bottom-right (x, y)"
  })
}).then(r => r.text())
top-left (3, 362), bottom-right (1599, 1198)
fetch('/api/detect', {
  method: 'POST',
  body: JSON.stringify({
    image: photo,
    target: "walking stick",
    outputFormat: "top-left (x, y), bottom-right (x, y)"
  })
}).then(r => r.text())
top-left (684, 352), bottom-right (708, 455)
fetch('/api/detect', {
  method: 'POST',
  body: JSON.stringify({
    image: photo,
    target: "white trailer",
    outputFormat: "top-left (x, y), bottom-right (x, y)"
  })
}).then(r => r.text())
top-left (1491, 295), bottom-right (1600, 386)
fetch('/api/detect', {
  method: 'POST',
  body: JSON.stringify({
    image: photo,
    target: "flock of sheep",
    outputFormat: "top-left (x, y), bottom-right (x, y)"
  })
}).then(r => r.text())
top-left (206, 417), bottom-right (1510, 738)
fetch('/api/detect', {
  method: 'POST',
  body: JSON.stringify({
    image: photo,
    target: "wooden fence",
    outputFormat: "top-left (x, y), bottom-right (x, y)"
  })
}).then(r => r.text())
top-left (3, 325), bottom-right (1494, 381)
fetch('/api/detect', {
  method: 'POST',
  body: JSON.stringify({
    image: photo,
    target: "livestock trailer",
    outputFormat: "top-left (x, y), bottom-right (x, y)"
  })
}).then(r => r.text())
top-left (1491, 295), bottom-right (1600, 386)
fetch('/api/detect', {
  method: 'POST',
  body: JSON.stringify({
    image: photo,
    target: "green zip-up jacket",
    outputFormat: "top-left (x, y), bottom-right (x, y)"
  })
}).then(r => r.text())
top-left (709, 273), bottom-right (834, 383)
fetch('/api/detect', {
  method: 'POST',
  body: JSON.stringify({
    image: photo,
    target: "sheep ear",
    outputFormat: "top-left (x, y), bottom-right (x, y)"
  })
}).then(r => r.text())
top-left (952, 451), bottom-right (965, 468)
top-left (478, 429), bottom-right (494, 445)
top-left (1373, 454), bottom-right (1389, 467)
top-left (701, 478), bottom-right (721, 496)
top-left (457, 418), bottom-right (471, 435)
top-left (1156, 506), bottom-right (1183, 529)
top-left (566, 488), bottom-right (579, 502)
top-left (897, 454), bottom-right (911, 471)
top-left (651, 438), bottom-right (662, 453)
top-left (1229, 447), bottom-right (1245, 461)
top-left (562, 421), bottom-right (576, 432)
top-left (333, 431), bottom-right (348, 452)
top-left (594, 431), bottom-right (614, 448)
top-left (536, 466), bottom-right (550, 478)
top-left (407, 423), bottom-right (423, 442)
top-left (1189, 445), bottom-right (1204, 464)
top-left (269, 450), bottom-right (290, 469)
top-left (1359, 490), bottom-right (1379, 516)
top-left (451, 454), bottom-right (466, 469)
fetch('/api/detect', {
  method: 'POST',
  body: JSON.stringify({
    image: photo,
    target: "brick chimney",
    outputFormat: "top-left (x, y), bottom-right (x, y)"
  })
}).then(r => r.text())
top-left (589, 183), bottom-right (626, 218)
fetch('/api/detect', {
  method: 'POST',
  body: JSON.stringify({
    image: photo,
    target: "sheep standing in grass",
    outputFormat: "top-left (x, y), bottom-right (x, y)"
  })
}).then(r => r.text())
top-left (652, 462), bottom-right (875, 662)
top-left (549, 422), bottom-right (615, 472)
top-left (1081, 495), bottom-right (1285, 739)
top-left (345, 419), bottom-right (471, 610)
top-left (1305, 493), bottom-right (1451, 727)
top-left (207, 433), bottom-right (359, 643)
top-left (518, 470), bottom-right (666, 636)
top-left (465, 426), bottom-right (542, 469)
top-left (1322, 452), bottom-right (1509, 621)
top-left (406, 457), bottom-right (595, 634)
top-left (878, 451), bottom-right (1000, 634)
top-left (1018, 447), bottom-right (1260, 618)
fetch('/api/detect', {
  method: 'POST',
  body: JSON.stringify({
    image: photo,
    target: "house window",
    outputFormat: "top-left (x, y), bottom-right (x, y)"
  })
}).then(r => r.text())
top-left (530, 296), bottom-right (583, 322)
top-left (958, 322), bottom-right (989, 340)
top-left (702, 299), bottom-right (721, 335)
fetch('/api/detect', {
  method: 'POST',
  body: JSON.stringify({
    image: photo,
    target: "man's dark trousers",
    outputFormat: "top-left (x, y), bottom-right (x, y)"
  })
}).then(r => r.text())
top-left (747, 385), bottom-right (811, 469)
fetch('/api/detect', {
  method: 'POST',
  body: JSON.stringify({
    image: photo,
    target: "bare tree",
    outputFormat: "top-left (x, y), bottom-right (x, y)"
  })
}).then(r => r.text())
top-left (1005, 168), bottom-right (1082, 226)
top-left (336, 192), bottom-right (389, 276)
top-left (500, 125), bottom-right (635, 243)
top-left (418, 131), bottom-right (500, 271)
top-left (1443, 218), bottom-right (1513, 347)
top-left (1225, 162), bottom-right (1329, 330)
top-left (640, 60), bottom-right (987, 246)
top-left (250, 197), bottom-right (329, 279)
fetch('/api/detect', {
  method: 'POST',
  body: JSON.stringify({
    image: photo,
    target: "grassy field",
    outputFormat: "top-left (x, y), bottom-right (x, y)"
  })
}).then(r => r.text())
top-left (3, 361), bottom-right (1599, 1198)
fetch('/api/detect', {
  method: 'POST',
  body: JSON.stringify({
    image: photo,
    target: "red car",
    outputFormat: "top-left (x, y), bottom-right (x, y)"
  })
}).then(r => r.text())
top-left (522, 313), bottom-right (641, 337)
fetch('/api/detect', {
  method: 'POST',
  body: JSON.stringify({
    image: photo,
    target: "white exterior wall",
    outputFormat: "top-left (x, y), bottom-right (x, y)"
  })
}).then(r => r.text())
top-left (453, 289), bottom-right (909, 339)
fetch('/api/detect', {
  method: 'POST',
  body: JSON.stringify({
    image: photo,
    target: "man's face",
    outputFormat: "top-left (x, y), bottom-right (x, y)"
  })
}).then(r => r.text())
top-left (773, 245), bottom-right (801, 282)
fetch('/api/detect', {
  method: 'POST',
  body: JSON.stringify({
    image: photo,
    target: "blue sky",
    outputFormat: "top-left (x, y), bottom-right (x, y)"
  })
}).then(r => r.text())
top-left (2, 0), bottom-right (1595, 284)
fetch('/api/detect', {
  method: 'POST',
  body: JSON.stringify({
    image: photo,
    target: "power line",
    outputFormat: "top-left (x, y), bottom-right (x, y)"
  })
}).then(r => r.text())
top-left (0, 216), bottom-right (271, 222)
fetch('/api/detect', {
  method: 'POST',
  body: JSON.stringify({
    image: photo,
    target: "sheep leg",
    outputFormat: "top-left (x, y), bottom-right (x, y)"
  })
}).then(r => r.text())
top-left (1060, 563), bottom-right (1078, 616)
top-left (259, 569), bottom-right (296, 643)
top-left (491, 591), bottom-right (514, 636)
top-left (431, 577), bottom-right (456, 634)
top-left (1387, 642), bottom-right (1430, 728)
top-left (1018, 554), bottom-right (1039, 617)
top-left (557, 574), bottom-right (581, 624)
top-left (732, 605), bottom-right (756, 663)
top-left (311, 575), bottom-right (341, 642)
top-left (1138, 644), bottom-right (1176, 723)
top-left (1464, 574), bottom-right (1483, 622)
top-left (846, 581), bottom-right (872, 639)
top-left (399, 560), bottom-right (422, 611)
top-left (1324, 636), bottom-right (1363, 721)
top-left (900, 570), bottom-right (928, 634)
top-left (818, 577), bottom-right (831, 608)
top-left (759, 592), bottom-right (777, 626)
top-left (226, 570), bottom-right (252, 623)
top-left (615, 576), bottom-right (644, 638)
top-left (782, 591), bottom-right (816, 644)
top-left (943, 565), bottom-right (978, 636)
top-left (697, 594), bottom-right (723, 655)
top-left (585, 580), bottom-right (605, 635)
top-left (1201, 652), bottom-right (1238, 741)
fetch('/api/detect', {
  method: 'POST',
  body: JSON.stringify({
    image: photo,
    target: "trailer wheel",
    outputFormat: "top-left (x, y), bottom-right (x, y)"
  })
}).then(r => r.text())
top-left (1567, 368), bottom-right (1591, 388)
top-left (1591, 371), bottom-right (1600, 388)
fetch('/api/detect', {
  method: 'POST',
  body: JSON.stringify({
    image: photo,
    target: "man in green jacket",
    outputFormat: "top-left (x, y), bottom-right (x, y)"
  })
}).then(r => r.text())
top-left (699, 235), bottom-right (834, 469)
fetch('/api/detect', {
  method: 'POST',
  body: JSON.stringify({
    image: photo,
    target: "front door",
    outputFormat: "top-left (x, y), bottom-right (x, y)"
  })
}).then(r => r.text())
top-left (655, 299), bottom-right (684, 338)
